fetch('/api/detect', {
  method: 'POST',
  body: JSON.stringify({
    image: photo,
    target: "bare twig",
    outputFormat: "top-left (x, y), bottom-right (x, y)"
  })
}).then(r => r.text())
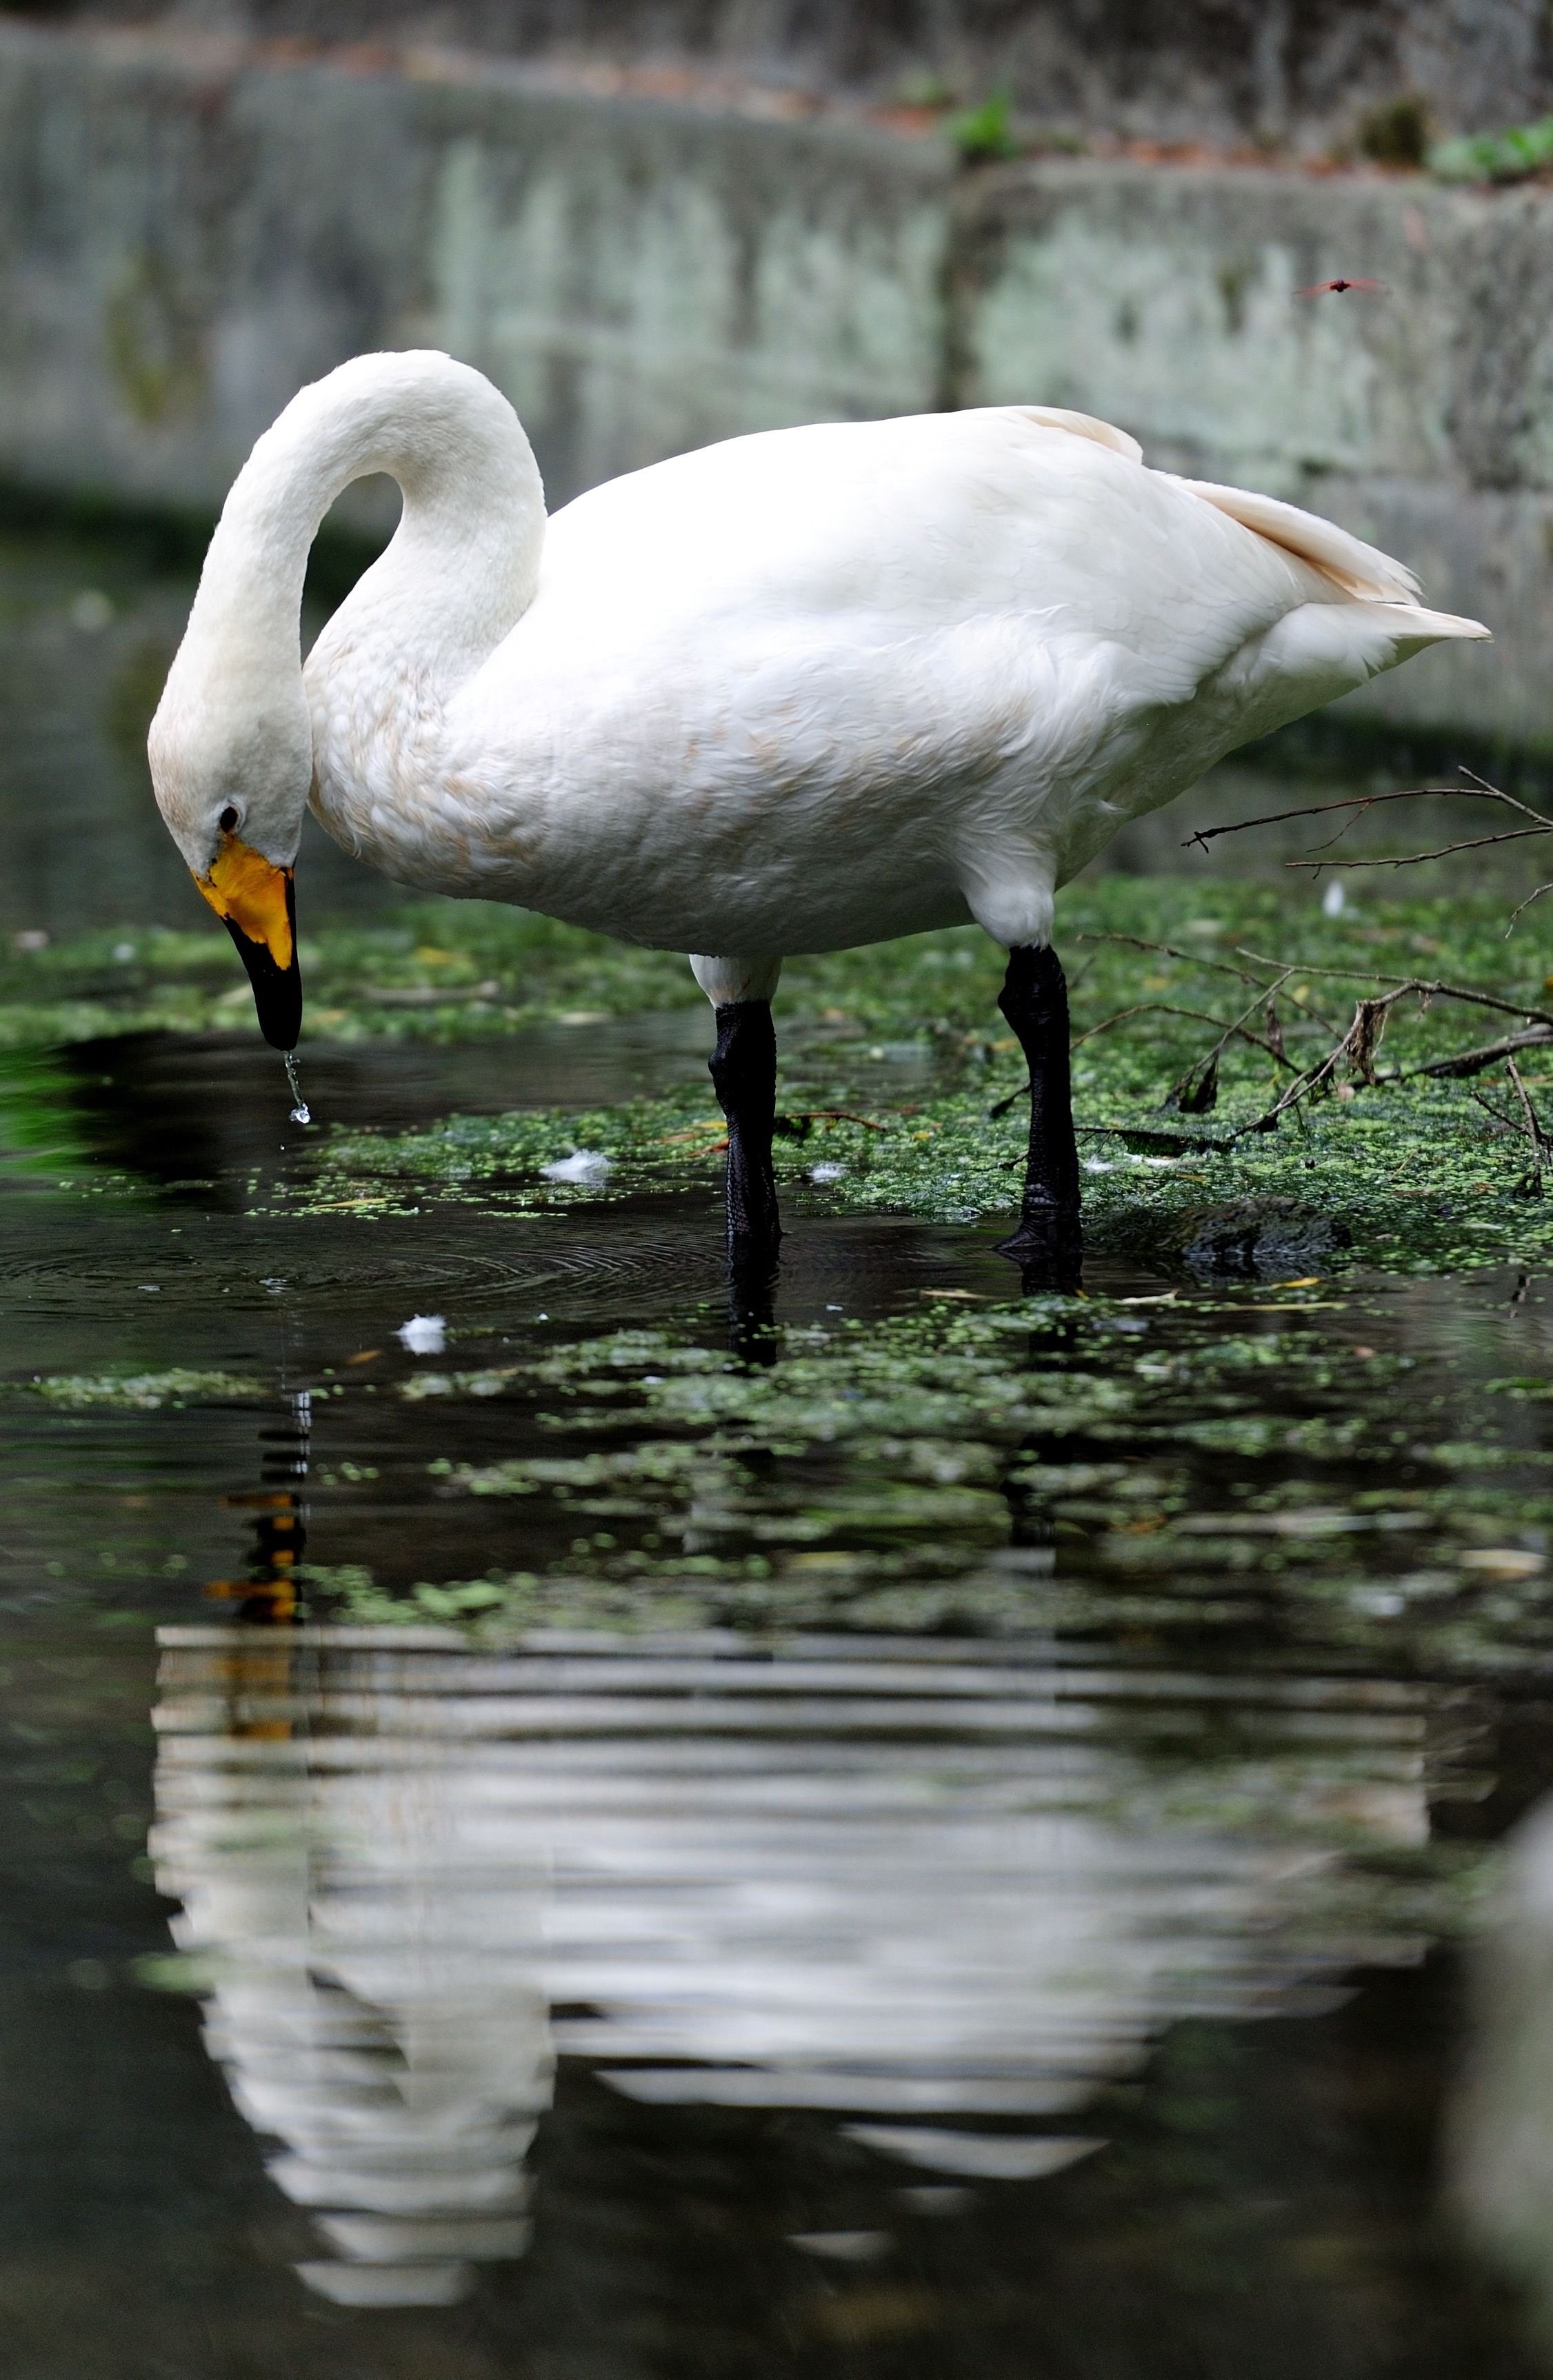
top-left (1154, 985), bottom-right (1547, 1142)
top-left (995, 987), bottom-right (1553, 1139)
top-left (1233, 956), bottom-right (1553, 1031)
top-left (773, 1109), bottom-right (894, 1138)
top-left (1073, 930), bottom-right (1279, 988)
top-left (1507, 1056), bottom-right (1550, 1198)
top-left (1288, 823), bottom-right (1553, 871)
top-left (1390, 1024), bottom-right (1553, 1082)
top-left (990, 996), bottom-right (1297, 1124)
top-left (1182, 767), bottom-right (1553, 898)
top-left (1507, 882), bottom-right (1553, 936)
top-left (1181, 781), bottom-right (1551, 856)
top-left (1070, 1002), bottom-right (1293, 1058)
top-left (1010, 822), bottom-right (1553, 1152)
top-left (1469, 1085), bottom-right (1519, 1137)
top-left (1163, 968), bottom-right (1301, 1112)
top-left (1077, 931), bottom-right (1347, 1038)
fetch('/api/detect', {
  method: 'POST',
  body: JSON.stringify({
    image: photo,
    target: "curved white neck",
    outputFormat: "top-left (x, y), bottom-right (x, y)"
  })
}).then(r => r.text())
top-left (180, 352), bottom-right (545, 717)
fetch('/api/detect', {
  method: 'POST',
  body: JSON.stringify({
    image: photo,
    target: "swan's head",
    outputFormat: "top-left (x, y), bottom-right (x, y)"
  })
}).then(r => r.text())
top-left (148, 659), bottom-right (312, 1052)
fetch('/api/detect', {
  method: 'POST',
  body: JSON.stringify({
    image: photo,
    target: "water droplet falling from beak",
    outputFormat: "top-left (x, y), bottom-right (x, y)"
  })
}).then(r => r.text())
top-left (283, 1051), bottom-right (313, 1127)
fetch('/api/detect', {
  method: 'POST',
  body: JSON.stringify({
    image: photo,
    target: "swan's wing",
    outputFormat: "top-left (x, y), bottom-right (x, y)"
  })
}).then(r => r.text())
top-left (1168, 476), bottom-right (1422, 603)
top-left (537, 408), bottom-right (1476, 659)
top-left (1014, 406), bottom-right (1143, 465)
top-left (534, 408), bottom-right (1327, 666)
top-left (507, 409), bottom-right (1487, 792)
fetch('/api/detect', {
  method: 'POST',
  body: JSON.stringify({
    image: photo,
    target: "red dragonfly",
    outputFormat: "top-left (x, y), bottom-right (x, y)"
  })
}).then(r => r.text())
top-left (1296, 276), bottom-right (1388, 297)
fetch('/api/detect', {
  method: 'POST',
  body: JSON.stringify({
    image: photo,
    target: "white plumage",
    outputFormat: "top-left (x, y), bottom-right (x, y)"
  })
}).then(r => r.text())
top-left (150, 347), bottom-right (1488, 1006)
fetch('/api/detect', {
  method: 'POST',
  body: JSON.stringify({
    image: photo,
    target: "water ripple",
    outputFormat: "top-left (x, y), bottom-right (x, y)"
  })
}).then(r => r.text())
top-left (152, 1626), bottom-right (1434, 2307)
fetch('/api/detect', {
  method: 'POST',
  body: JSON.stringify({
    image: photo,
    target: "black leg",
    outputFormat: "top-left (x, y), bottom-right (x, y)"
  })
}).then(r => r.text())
top-left (994, 944), bottom-right (1083, 1293)
top-left (710, 998), bottom-right (782, 1265)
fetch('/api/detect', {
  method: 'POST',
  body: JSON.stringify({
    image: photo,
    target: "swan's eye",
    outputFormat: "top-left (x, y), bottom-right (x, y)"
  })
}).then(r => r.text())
top-left (219, 805), bottom-right (240, 834)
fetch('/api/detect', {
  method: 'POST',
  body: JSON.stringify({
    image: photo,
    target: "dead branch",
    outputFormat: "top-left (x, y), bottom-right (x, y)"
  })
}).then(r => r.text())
top-left (774, 1109), bottom-right (894, 1139)
top-left (1163, 969), bottom-right (1303, 1112)
top-left (1506, 1056), bottom-right (1548, 1197)
top-left (1182, 765), bottom-right (1553, 908)
top-left (1076, 932), bottom-right (1344, 1038)
top-left (1082, 943), bottom-right (1304, 1038)
top-left (1073, 929), bottom-right (1281, 989)
top-left (1070, 1002), bottom-right (1294, 1060)
top-left (1507, 881), bottom-right (1553, 936)
top-left (1181, 781), bottom-right (1551, 856)
top-left (1288, 823), bottom-right (1553, 871)
top-left (1219, 950), bottom-right (1353, 1031)
top-left (1385, 1023), bottom-right (1553, 1082)
top-left (1232, 956), bottom-right (1553, 1032)
top-left (1469, 1085), bottom-right (1519, 1137)
top-left (1141, 985), bottom-right (1523, 1143)
top-left (988, 996), bottom-right (1296, 1122)
top-left (1183, 773), bottom-right (1553, 855)
top-left (997, 897), bottom-right (1553, 1153)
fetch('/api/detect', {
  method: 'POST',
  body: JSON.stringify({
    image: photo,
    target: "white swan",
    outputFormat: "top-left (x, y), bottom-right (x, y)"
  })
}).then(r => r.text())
top-left (148, 350), bottom-right (1489, 1282)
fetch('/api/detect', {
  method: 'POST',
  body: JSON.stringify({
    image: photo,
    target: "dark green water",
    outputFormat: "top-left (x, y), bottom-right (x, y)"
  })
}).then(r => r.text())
top-left (6, 523), bottom-right (1553, 2375)
top-left (1, 1019), bottom-right (1552, 2378)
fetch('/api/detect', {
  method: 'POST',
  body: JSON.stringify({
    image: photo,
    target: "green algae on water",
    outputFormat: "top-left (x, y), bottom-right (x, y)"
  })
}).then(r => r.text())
top-left (289, 1284), bottom-right (1553, 1692)
top-left (0, 1368), bottom-right (269, 1410)
top-left (12, 877), bottom-right (1553, 1279)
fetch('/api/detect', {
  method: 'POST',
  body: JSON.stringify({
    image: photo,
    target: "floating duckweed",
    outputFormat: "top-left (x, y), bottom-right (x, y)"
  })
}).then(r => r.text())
top-left (265, 1286), bottom-right (1553, 1690)
top-left (8, 880), bottom-right (1553, 1278)
top-left (1, 1368), bottom-right (268, 1410)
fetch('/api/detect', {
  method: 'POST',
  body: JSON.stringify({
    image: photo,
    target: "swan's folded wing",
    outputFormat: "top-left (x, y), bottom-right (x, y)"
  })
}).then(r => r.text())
top-left (1014, 407), bottom-right (1144, 466)
top-left (1167, 476), bottom-right (1426, 604)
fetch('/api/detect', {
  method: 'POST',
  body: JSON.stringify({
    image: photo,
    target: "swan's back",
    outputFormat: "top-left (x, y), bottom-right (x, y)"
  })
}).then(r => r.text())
top-left (530, 407), bottom-right (1399, 662)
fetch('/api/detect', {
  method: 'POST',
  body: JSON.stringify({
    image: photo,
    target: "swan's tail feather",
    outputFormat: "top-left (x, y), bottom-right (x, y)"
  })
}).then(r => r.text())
top-left (1224, 597), bottom-right (1492, 740)
top-left (1265, 601), bottom-right (1491, 689)
top-left (1373, 601), bottom-right (1493, 647)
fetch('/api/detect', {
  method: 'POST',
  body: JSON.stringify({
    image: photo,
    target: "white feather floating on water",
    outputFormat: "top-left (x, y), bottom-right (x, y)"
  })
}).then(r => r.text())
top-left (542, 1151), bottom-right (614, 1186)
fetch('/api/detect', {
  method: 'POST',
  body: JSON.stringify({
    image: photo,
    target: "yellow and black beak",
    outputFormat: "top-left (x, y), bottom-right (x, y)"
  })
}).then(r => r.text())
top-left (193, 831), bottom-right (302, 1051)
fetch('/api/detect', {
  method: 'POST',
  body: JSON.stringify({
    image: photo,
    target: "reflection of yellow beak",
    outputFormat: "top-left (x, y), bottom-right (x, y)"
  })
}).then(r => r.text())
top-left (192, 830), bottom-right (303, 1051)
top-left (194, 831), bottom-right (294, 969)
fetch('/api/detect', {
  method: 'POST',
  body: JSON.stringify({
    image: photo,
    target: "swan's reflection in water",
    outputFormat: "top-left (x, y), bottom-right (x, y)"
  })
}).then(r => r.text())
top-left (152, 1625), bottom-right (1436, 2310)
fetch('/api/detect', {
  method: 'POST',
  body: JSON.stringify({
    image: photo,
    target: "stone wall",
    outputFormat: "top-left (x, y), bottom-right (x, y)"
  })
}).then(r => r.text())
top-left (956, 162), bottom-right (1553, 747)
top-left (26, 0), bottom-right (1553, 146)
top-left (0, 19), bottom-right (1548, 747)
top-left (0, 23), bottom-right (950, 530)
